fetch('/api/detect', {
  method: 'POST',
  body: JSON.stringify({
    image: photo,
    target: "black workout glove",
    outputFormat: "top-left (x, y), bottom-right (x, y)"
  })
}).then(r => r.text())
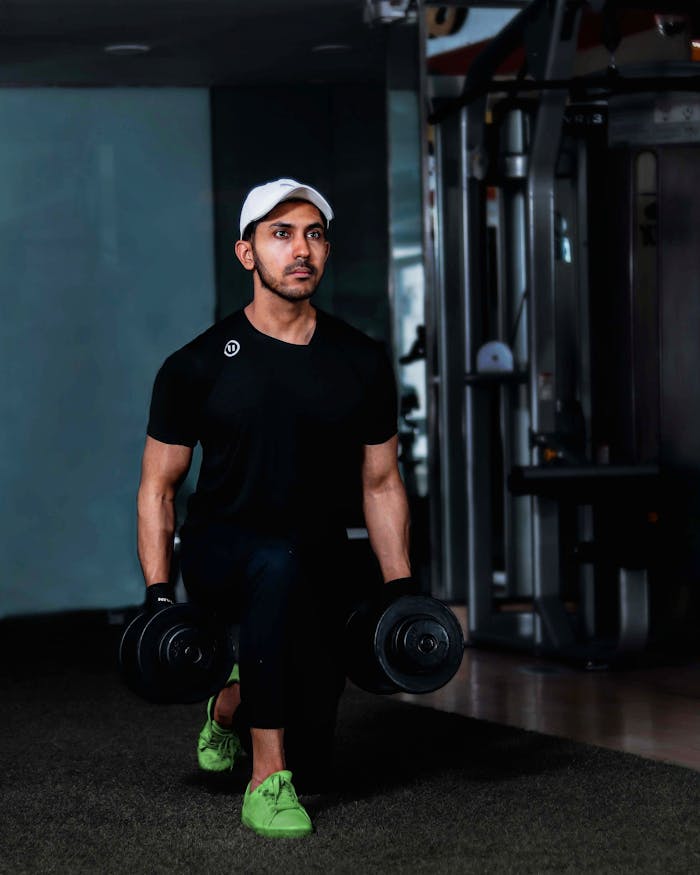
top-left (380, 576), bottom-right (420, 606)
top-left (145, 582), bottom-right (175, 615)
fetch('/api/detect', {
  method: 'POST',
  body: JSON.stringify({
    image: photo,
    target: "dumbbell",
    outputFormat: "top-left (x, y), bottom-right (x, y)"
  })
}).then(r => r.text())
top-left (344, 592), bottom-right (465, 695)
top-left (119, 593), bottom-right (464, 703)
top-left (118, 603), bottom-right (237, 704)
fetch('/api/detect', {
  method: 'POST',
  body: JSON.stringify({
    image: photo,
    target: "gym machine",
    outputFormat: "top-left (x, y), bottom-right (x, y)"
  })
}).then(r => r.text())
top-left (428, 0), bottom-right (700, 662)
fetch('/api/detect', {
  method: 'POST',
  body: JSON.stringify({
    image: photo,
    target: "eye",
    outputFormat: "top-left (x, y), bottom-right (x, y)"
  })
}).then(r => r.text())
top-left (273, 229), bottom-right (289, 239)
top-left (307, 230), bottom-right (322, 240)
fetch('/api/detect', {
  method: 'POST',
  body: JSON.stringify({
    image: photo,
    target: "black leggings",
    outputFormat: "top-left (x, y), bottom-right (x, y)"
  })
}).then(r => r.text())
top-left (179, 520), bottom-right (352, 730)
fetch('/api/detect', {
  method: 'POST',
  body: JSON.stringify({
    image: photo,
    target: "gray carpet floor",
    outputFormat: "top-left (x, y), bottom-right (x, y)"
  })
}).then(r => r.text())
top-left (1, 616), bottom-right (700, 874)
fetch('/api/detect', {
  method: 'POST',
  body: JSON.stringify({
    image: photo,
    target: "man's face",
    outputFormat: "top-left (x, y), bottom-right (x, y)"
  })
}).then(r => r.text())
top-left (245, 200), bottom-right (330, 303)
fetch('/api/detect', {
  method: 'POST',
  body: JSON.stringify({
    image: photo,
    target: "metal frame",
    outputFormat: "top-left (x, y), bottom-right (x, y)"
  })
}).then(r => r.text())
top-left (426, 0), bottom-right (690, 659)
top-left (424, 1), bottom-right (530, 7)
top-left (498, 107), bottom-right (533, 606)
top-left (430, 110), bottom-right (470, 602)
top-left (429, 0), bottom-right (587, 648)
top-left (526, 0), bottom-right (584, 650)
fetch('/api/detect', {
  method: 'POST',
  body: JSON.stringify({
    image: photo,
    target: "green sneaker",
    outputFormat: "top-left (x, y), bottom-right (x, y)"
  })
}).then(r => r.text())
top-left (197, 665), bottom-right (242, 772)
top-left (241, 770), bottom-right (313, 838)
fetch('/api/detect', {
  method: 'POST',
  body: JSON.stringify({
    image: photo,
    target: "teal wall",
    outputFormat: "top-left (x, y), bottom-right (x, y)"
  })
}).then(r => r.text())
top-left (0, 89), bottom-right (215, 617)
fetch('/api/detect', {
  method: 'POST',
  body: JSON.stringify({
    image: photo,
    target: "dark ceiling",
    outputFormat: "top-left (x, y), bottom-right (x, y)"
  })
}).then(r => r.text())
top-left (0, 0), bottom-right (388, 85)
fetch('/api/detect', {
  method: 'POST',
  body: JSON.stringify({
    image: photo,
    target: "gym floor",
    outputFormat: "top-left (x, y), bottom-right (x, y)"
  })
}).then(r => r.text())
top-left (398, 606), bottom-right (700, 772)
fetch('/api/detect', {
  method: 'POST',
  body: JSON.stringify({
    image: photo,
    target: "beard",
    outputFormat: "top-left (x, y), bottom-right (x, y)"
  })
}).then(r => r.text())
top-left (251, 246), bottom-right (322, 303)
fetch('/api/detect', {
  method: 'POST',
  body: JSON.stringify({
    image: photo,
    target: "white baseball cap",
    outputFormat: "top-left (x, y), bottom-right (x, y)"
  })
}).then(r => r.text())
top-left (239, 178), bottom-right (334, 238)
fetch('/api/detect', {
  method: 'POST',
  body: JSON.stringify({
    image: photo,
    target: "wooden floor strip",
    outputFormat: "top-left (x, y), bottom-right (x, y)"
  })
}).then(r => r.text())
top-left (397, 606), bottom-right (700, 771)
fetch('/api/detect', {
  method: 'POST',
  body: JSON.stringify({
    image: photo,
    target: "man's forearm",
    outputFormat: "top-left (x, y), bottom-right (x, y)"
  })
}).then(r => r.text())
top-left (363, 477), bottom-right (411, 582)
top-left (137, 488), bottom-right (176, 586)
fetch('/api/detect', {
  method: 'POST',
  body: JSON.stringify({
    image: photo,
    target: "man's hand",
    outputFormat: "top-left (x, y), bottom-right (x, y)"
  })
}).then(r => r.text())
top-left (144, 582), bottom-right (175, 615)
top-left (380, 576), bottom-right (420, 607)
top-left (384, 576), bottom-right (418, 594)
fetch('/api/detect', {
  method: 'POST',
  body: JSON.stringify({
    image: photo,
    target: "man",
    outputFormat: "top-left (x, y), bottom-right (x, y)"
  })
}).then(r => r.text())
top-left (137, 178), bottom-right (411, 838)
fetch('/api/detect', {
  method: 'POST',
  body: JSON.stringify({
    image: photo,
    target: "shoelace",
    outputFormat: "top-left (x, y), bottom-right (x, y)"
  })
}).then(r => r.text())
top-left (261, 775), bottom-right (299, 810)
top-left (208, 727), bottom-right (237, 769)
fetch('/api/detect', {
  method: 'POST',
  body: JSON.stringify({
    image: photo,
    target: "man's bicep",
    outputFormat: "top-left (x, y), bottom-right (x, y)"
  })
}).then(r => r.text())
top-left (139, 436), bottom-right (193, 495)
top-left (362, 434), bottom-right (400, 490)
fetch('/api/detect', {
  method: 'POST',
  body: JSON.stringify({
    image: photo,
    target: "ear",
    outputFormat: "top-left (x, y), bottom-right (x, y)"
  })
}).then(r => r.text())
top-left (323, 240), bottom-right (331, 263)
top-left (235, 240), bottom-right (255, 271)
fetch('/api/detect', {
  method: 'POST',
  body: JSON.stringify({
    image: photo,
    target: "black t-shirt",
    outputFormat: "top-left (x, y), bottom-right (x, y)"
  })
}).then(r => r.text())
top-left (147, 307), bottom-right (398, 533)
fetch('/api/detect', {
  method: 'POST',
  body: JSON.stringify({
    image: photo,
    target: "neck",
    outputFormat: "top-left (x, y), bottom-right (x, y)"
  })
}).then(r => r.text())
top-left (245, 296), bottom-right (317, 346)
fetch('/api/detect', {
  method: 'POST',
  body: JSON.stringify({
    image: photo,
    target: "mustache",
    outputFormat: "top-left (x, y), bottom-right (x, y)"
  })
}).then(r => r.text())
top-left (284, 260), bottom-right (316, 275)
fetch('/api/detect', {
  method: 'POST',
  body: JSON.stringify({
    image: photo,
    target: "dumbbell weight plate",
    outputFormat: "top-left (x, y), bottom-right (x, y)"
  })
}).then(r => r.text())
top-left (374, 596), bottom-right (464, 694)
top-left (344, 605), bottom-right (400, 694)
top-left (118, 611), bottom-right (151, 700)
top-left (119, 603), bottom-right (236, 704)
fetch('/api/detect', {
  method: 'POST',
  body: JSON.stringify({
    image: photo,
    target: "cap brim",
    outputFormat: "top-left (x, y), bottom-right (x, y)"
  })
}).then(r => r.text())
top-left (240, 183), bottom-right (333, 237)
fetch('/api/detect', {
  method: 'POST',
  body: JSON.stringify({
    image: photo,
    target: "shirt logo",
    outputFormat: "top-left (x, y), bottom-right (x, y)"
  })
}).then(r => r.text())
top-left (224, 339), bottom-right (240, 358)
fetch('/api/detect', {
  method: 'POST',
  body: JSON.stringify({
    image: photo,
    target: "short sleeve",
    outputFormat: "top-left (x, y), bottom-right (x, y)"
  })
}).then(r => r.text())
top-left (146, 351), bottom-right (202, 447)
top-left (361, 345), bottom-right (398, 445)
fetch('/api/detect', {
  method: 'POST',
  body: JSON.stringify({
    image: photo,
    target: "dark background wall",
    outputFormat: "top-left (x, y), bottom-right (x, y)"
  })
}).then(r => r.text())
top-left (210, 84), bottom-right (391, 343)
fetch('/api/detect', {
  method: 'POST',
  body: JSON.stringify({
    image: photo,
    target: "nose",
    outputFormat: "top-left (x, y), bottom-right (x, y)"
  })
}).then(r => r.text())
top-left (292, 232), bottom-right (310, 260)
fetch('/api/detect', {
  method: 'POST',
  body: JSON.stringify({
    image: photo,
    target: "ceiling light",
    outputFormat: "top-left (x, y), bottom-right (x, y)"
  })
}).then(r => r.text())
top-left (103, 43), bottom-right (152, 57)
top-left (311, 44), bottom-right (352, 54)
